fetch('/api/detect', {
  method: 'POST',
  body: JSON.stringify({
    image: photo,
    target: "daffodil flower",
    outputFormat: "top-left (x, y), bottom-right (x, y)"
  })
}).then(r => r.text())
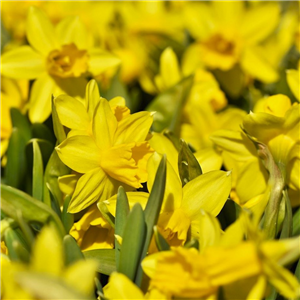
top-left (56, 97), bottom-right (154, 213)
top-left (183, 1), bottom-right (280, 84)
top-left (1, 226), bottom-right (98, 299)
top-left (287, 69), bottom-right (300, 101)
top-left (1, 7), bottom-right (121, 123)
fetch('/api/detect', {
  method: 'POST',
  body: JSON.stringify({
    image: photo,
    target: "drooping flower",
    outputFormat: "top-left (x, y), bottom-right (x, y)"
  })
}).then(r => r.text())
top-left (1, 6), bottom-right (121, 123)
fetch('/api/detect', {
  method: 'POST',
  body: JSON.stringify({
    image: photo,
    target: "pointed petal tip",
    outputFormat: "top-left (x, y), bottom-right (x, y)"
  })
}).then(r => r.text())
top-left (226, 170), bottom-right (232, 176)
top-left (150, 111), bottom-right (157, 116)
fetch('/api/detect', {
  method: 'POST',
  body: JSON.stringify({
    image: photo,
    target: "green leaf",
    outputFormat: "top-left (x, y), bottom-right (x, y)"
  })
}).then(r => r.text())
top-left (279, 190), bottom-right (293, 239)
top-left (292, 207), bottom-right (300, 237)
top-left (31, 123), bottom-right (55, 145)
top-left (15, 211), bottom-right (35, 248)
top-left (153, 226), bottom-right (170, 251)
top-left (5, 128), bottom-right (27, 189)
top-left (62, 195), bottom-right (74, 233)
top-left (10, 108), bottom-right (31, 141)
top-left (52, 96), bottom-right (66, 144)
top-left (32, 140), bottom-right (44, 201)
top-left (184, 238), bottom-right (200, 250)
top-left (97, 202), bottom-right (115, 229)
top-left (16, 272), bottom-right (94, 300)
top-left (295, 259), bottom-right (300, 281)
top-left (135, 155), bottom-right (166, 286)
top-left (4, 227), bottom-right (30, 262)
top-left (118, 203), bottom-right (146, 281)
top-left (44, 150), bottom-right (70, 208)
top-left (115, 186), bottom-right (130, 268)
top-left (178, 140), bottom-right (202, 187)
top-left (1, 184), bottom-right (65, 238)
top-left (84, 249), bottom-right (116, 275)
top-left (146, 75), bottom-right (193, 135)
top-left (63, 235), bottom-right (84, 266)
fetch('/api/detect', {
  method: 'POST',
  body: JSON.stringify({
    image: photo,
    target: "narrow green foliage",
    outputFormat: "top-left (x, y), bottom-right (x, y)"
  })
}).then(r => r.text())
top-left (153, 226), bottom-right (170, 251)
top-left (10, 108), bottom-right (31, 141)
top-left (115, 186), bottom-right (130, 268)
top-left (31, 123), bottom-right (55, 145)
top-left (178, 140), bottom-right (202, 186)
top-left (135, 155), bottom-right (166, 286)
top-left (295, 259), bottom-right (300, 281)
top-left (292, 207), bottom-right (300, 237)
top-left (63, 235), bottom-right (84, 266)
top-left (279, 190), bottom-right (293, 239)
top-left (62, 195), bottom-right (74, 233)
top-left (84, 249), bottom-right (116, 275)
top-left (97, 202), bottom-right (115, 229)
top-left (52, 96), bottom-right (66, 144)
top-left (118, 203), bottom-right (146, 281)
top-left (32, 139), bottom-right (44, 201)
top-left (15, 211), bottom-right (35, 248)
top-left (146, 75), bottom-right (193, 135)
top-left (1, 184), bottom-right (65, 238)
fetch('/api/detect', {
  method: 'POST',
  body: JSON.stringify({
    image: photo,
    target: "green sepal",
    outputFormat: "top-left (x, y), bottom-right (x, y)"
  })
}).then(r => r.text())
top-left (4, 227), bottom-right (30, 262)
top-left (63, 235), bottom-right (84, 266)
top-left (115, 186), bottom-right (130, 268)
top-left (178, 140), bottom-right (202, 187)
top-left (1, 184), bottom-right (65, 238)
top-left (118, 203), bottom-right (146, 281)
top-left (279, 190), bottom-right (293, 239)
top-left (146, 75), bottom-right (193, 135)
top-left (153, 225), bottom-right (170, 251)
top-left (84, 249), bottom-right (116, 275)
top-left (62, 195), bottom-right (74, 233)
top-left (135, 155), bottom-right (166, 286)
top-left (97, 202), bottom-right (115, 229)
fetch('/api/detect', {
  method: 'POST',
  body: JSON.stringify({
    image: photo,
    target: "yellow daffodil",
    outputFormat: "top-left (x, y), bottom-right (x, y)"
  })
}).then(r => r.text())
top-left (70, 204), bottom-right (114, 251)
top-left (142, 237), bottom-right (300, 299)
top-left (1, 226), bottom-right (98, 299)
top-left (183, 1), bottom-right (280, 85)
top-left (103, 272), bottom-right (168, 300)
top-left (1, 6), bottom-right (121, 123)
top-left (287, 69), bottom-right (300, 101)
top-left (56, 95), bottom-right (154, 213)
top-left (1, 77), bottom-right (28, 161)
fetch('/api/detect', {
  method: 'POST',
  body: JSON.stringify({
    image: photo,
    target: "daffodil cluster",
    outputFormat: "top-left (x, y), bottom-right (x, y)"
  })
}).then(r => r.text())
top-left (1, 2), bottom-right (300, 300)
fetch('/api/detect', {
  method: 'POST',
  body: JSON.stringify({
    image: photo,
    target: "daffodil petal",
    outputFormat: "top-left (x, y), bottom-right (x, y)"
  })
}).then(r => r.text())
top-left (86, 79), bottom-right (101, 120)
top-left (194, 148), bottom-right (223, 173)
top-left (286, 69), bottom-right (299, 101)
top-left (28, 74), bottom-right (56, 123)
top-left (64, 260), bottom-right (98, 296)
top-left (182, 170), bottom-right (231, 218)
top-left (241, 47), bottom-right (279, 83)
top-left (1, 46), bottom-right (45, 80)
top-left (26, 6), bottom-right (58, 56)
top-left (55, 16), bottom-right (88, 49)
top-left (55, 95), bottom-right (90, 130)
top-left (68, 167), bottom-right (118, 213)
top-left (31, 226), bottom-right (63, 276)
top-left (88, 49), bottom-right (121, 76)
top-left (58, 174), bottom-right (81, 196)
top-left (114, 111), bottom-right (153, 145)
top-left (56, 135), bottom-right (100, 173)
top-left (93, 98), bottom-right (117, 150)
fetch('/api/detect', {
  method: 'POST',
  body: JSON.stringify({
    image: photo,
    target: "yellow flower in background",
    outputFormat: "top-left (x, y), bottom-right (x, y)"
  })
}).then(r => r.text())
top-left (1, 77), bottom-right (29, 161)
top-left (1, 226), bottom-right (98, 299)
top-left (1, 6), bottom-right (121, 123)
top-left (183, 1), bottom-right (280, 87)
top-left (56, 96), bottom-right (154, 213)
top-left (70, 204), bottom-right (114, 252)
top-left (287, 69), bottom-right (300, 101)
top-left (142, 237), bottom-right (300, 299)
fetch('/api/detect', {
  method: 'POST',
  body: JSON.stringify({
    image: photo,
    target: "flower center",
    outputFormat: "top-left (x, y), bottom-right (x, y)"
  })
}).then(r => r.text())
top-left (47, 43), bottom-right (89, 78)
top-left (204, 34), bottom-right (236, 56)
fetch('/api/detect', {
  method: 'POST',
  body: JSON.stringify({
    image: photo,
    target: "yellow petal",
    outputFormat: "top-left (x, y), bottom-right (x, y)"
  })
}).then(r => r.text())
top-left (103, 272), bottom-right (145, 299)
top-left (93, 98), bottom-right (117, 150)
top-left (28, 74), bottom-right (56, 123)
top-left (240, 3), bottom-right (280, 45)
top-left (194, 148), bottom-right (223, 173)
top-left (182, 170), bottom-right (231, 218)
top-left (26, 6), bottom-right (58, 56)
top-left (64, 260), bottom-right (98, 296)
top-left (286, 69), bottom-right (299, 101)
top-left (114, 111), bottom-right (153, 145)
top-left (86, 79), bottom-right (101, 120)
top-left (58, 174), bottom-right (81, 196)
top-left (31, 226), bottom-right (63, 276)
top-left (56, 135), bottom-right (100, 173)
top-left (160, 47), bottom-right (181, 89)
top-left (55, 95), bottom-right (90, 131)
top-left (241, 47), bottom-right (279, 83)
top-left (55, 16), bottom-right (88, 49)
top-left (1, 46), bottom-right (45, 79)
top-left (68, 167), bottom-right (118, 213)
top-left (147, 152), bottom-right (183, 212)
top-left (88, 49), bottom-right (121, 76)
